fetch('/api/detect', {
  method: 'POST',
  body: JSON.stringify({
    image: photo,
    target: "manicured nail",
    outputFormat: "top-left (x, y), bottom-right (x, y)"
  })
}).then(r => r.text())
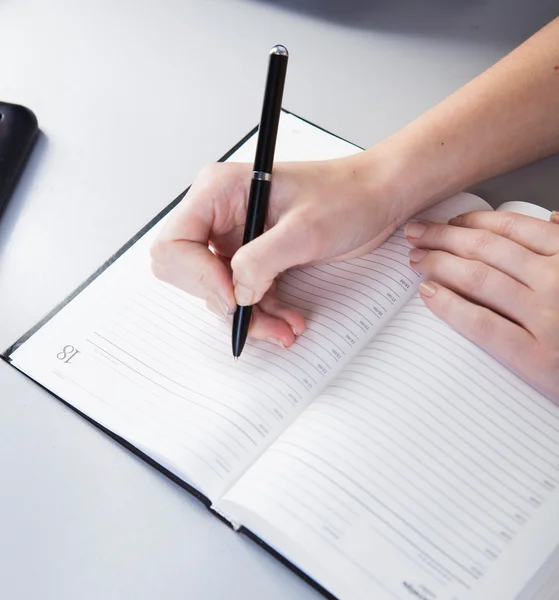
top-left (419, 281), bottom-right (437, 297)
top-left (214, 294), bottom-right (234, 318)
top-left (551, 211), bottom-right (559, 224)
top-left (405, 222), bottom-right (427, 239)
top-left (409, 248), bottom-right (428, 263)
top-left (234, 284), bottom-right (254, 306)
top-left (449, 213), bottom-right (465, 225)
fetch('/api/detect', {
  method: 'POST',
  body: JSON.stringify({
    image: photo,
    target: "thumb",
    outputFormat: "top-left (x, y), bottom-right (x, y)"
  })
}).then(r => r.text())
top-left (230, 219), bottom-right (317, 306)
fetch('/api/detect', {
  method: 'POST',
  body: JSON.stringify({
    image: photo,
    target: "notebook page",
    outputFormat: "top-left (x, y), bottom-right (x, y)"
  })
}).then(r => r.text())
top-left (496, 200), bottom-right (559, 600)
top-left (496, 201), bottom-right (552, 220)
top-left (518, 543), bottom-right (559, 600)
top-left (219, 296), bottom-right (559, 600)
top-left (8, 112), bottom-right (421, 502)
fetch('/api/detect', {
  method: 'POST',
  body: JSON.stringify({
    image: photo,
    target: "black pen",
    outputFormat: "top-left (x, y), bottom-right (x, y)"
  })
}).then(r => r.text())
top-left (232, 45), bottom-right (289, 360)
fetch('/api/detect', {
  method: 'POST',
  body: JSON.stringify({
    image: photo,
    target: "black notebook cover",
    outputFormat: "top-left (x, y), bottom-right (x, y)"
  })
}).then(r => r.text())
top-left (2, 110), bottom-right (354, 600)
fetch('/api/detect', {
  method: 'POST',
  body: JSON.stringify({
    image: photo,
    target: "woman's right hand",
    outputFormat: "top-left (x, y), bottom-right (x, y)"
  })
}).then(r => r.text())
top-left (150, 154), bottom-right (404, 347)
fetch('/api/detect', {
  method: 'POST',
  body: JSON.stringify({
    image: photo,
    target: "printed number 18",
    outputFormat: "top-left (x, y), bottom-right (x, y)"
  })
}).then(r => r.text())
top-left (57, 345), bottom-right (80, 364)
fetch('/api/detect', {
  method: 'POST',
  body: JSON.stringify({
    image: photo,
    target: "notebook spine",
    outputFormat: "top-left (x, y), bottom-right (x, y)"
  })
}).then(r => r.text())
top-left (210, 505), bottom-right (240, 530)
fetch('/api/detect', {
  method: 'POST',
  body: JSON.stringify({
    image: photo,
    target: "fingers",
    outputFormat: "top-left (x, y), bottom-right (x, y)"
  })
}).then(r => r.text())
top-left (410, 249), bottom-right (532, 327)
top-left (163, 162), bottom-right (248, 245)
top-left (247, 305), bottom-right (295, 348)
top-left (418, 281), bottom-right (534, 374)
top-left (151, 163), bottom-right (250, 312)
top-left (151, 238), bottom-right (237, 316)
top-left (258, 285), bottom-right (307, 337)
top-left (231, 216), bottom-right (319, 306)
top-left (449, 211), bottom-right (559, 255)
top-left (206, 286), bottom-right (306, 348)
top-left (405, 221), bottom-right (539, 286)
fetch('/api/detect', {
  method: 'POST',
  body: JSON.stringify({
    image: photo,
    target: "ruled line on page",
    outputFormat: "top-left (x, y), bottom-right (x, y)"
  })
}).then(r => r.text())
top-left (151, 284), bottom-right (322, 386)
top-left (302, 404), bottom-right (503, 550)
top-left (336, 365), bottom-right (544, 501)
top-left (53, 367), bottom-right (231, 478)
top-left (357, 353), bottom-right (554, 496)
top-left (374, 331), bottom-right (559, 453)
top-left (235, 480), bottom-right (407, 599)
top-left (276, 437), bottom-right (486, 576)
top-left (284, 416), bottom-right (497, 559)
top-left (327, 382), bottom-right (530, 520)
top-left (104, 323), bottom-right (277, 429)
top-left (307, 398), bottom-right (515, 539)
top-left (395, 304), bottom-right (559, 427)
top-left (88, 335), bottom-right (263, 443)
top-left (113, 312), bottom-right (286, 419)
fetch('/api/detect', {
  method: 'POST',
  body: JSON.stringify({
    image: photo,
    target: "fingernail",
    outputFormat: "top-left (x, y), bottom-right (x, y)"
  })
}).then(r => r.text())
top-left (266, 337), bottom-right (285, 348)
top-left (234, 284), bottom-right (254, 306)
top-left (409, 248), bottom-right (428, 263)
top-left (551, 211), bottom-right (559, 224)
top-left (449, 213), bottom-right (465, 224)
top-left (214, 294), bottom-right (234, 318)
top-left (405, 222), bottom-right (427, 239)
top-left (419, 281), bottom-right (437, 297)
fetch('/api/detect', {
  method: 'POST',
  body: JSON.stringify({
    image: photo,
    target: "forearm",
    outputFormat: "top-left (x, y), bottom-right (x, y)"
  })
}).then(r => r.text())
top-left (359, 17), bottom-right (559, 219)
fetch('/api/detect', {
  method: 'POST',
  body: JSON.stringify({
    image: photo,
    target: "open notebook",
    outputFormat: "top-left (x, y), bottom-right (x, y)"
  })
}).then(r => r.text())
top-left (3, 111), bottom-right (559, 600)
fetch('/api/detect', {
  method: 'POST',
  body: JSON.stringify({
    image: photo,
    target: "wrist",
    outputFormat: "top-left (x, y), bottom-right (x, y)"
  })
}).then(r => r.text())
top-left (338, 143), bottom-right (424, 230)
top-left (350, 126), bottom-right (480, 229)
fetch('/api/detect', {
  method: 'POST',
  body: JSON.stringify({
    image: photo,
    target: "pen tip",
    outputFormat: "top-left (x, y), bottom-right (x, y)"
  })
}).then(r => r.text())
top-left (234, 356), bottom-right (238, 363)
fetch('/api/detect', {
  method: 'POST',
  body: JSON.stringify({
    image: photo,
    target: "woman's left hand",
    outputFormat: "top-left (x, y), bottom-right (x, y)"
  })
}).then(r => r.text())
top-left (405, 210), bottom-right (559, 403)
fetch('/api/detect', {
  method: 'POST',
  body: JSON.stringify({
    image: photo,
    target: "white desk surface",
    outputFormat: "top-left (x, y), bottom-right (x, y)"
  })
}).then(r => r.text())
top-left (1, 1), bottom-right (558, 598)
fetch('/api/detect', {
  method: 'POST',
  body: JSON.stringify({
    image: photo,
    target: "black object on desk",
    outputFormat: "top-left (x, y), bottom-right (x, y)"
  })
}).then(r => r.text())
top-left (0, 101), bottom-right (39, 218)
top-left (231, 45), bottom-right (289, 359)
